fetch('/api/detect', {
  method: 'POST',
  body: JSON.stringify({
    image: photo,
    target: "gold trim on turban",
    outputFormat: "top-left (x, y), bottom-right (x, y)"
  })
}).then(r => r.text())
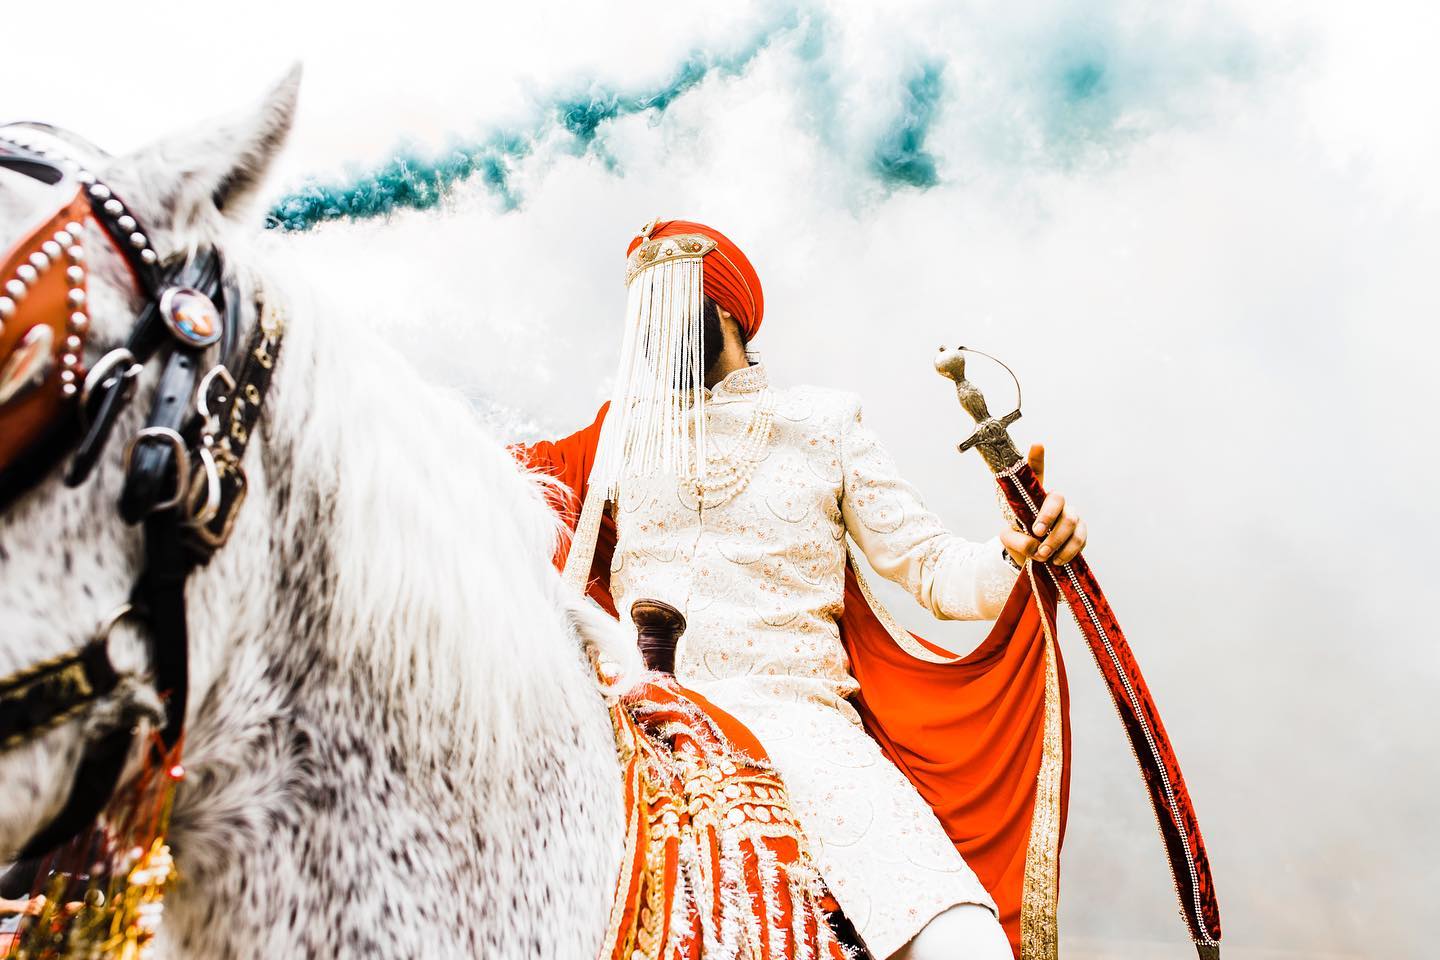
top-left (623, 234), bottom-right (717, 287)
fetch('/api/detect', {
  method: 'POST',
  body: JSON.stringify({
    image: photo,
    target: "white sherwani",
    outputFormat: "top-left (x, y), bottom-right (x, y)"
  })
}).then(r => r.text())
top-left (607, 362), bottom-right (1018, 958)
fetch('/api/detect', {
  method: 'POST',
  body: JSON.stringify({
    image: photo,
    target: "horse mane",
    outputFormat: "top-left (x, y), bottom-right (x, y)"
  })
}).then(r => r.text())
top-left (239, 233), bottom-right (607, 767)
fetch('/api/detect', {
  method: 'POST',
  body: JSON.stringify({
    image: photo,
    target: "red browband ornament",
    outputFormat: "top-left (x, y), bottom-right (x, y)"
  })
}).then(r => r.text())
top-left (0, 187), bottom-right (94, 476)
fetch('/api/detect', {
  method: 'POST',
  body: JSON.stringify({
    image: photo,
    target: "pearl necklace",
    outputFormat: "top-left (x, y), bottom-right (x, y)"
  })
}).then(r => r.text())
top-left (682, 389), bottom-right (776, 509)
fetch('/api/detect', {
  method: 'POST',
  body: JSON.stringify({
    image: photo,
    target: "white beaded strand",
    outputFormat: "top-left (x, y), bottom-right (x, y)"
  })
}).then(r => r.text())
top-left (683, 388), bottom-right (776, 508)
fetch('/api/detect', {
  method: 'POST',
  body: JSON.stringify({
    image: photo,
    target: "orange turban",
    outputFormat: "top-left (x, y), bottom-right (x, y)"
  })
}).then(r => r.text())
top-left (626, 220), bottom-right (765, 341)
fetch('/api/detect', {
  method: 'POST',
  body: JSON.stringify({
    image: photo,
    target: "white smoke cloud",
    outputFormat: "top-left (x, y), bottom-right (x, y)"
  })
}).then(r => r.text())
top-left (3, 1), bottom-right (1435, 956)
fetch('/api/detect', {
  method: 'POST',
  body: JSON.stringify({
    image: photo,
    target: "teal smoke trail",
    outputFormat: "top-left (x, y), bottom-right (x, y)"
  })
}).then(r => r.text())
top-left (267, 14), bottom-right (800, 232)
top-left (264, 7), bottom-right (1261, 232)
top-left (871, 61), bottom-right (946, 189)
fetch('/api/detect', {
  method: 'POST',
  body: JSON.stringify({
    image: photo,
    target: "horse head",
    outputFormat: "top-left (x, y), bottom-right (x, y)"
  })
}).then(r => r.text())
top-left (0, 69), bottom-right (301, 863)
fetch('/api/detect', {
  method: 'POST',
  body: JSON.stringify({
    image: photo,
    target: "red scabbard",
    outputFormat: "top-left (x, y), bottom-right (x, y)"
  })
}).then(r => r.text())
top-left (997, 462), bottom-right (1222, 959)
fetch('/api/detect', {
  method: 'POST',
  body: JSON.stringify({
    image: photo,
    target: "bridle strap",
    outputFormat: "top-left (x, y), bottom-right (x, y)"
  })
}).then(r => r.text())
top-left (65, 357), bottom-right (139, 488)
top-left (17, 724), bottom-right (133, 860)
top-left (0, 638), bottom-right (120, 750)
top-left (186, 300), bottom-right (282, 551)
top-left (0, 151), bottom-right (66, 186)
top-left (0, 637), bottom-right (135, 863)
top-left (120, 351), bottom-right (201, 521)
top-left (134, 512), bottom-right (192, 747)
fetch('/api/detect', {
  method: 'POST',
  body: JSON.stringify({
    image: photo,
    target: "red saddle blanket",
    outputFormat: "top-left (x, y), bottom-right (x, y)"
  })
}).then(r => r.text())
top-left (601, 676), bottom-right (851, 960)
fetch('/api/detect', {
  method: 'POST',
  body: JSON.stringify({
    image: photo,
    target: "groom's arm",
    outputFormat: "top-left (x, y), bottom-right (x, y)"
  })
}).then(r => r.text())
top-left (838, 395), bottom-right (1018, 621)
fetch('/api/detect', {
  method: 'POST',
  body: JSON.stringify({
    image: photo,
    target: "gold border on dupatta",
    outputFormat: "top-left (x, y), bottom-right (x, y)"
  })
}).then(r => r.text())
top-left (844, 543), bottom-right (958, 665)
top-left (1020, 564), bottom-right (1063, 960)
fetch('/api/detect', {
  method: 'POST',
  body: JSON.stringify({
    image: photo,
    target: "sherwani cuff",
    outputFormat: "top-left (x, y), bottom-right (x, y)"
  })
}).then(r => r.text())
top-left (972, 535), bottom-right (1021, 619)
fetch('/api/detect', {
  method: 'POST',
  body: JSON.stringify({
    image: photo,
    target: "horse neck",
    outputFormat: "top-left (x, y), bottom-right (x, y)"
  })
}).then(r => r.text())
top-left (155, 249), bottom-right (628, 959)
top-left (183, 254), bottom-right (588, 773)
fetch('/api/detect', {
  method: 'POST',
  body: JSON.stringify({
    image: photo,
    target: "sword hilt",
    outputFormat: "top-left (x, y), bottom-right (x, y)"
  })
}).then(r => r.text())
top-left (933, 345), bottom-right (1024, 474)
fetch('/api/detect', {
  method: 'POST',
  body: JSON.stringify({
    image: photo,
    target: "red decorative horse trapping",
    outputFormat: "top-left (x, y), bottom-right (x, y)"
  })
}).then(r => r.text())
top-left (601, 676), bottom-right (852, 960)
top-left (6, 736), bottom-right (183, 960)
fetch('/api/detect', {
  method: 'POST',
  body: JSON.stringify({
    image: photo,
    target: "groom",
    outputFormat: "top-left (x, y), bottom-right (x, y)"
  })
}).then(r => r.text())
top-left (519, 219), bottom-right (1084, 959)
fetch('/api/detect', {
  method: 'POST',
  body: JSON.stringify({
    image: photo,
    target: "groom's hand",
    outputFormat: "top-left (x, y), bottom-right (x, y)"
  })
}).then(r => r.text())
top-left (999, 444), bottom-right (1087, 566)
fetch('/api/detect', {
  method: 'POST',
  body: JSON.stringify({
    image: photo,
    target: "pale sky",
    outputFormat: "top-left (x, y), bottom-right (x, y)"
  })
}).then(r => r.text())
top-left (4, 1), bottom-right (1436, 955)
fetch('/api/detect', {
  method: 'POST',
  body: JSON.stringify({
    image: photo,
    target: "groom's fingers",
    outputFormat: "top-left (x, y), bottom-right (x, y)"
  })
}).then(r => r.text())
top-left (1000, 527), bottom-right (1039, 561)
top-left (1032, 491), bottom-right (1065, 538)
top-left (1034, 510), bottom-right (1078, 561)
top-left (1052, 519), bottom-right (1088, 565)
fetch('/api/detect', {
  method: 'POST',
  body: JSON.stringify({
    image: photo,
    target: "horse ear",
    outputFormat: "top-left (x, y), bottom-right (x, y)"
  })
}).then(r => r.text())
top-left (208, 64), bottom-right (302, 218)
top-left (122, 64), bottom-right (302, 231)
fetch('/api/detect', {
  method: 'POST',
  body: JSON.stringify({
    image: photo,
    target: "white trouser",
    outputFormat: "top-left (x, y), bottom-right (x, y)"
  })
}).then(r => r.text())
top-left (887, 903), bottom-right (1012, 960)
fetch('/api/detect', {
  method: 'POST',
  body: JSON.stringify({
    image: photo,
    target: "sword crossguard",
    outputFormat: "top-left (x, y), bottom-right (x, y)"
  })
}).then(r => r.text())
top-left (933, 345), bottom-right (1024, 474)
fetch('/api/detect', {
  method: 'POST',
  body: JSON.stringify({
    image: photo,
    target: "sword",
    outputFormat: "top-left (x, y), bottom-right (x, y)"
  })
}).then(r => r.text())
top-left (935, 345), bottom-right (1223, 960)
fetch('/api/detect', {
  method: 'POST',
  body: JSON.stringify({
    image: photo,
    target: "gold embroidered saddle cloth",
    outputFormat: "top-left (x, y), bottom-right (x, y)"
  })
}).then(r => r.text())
top-left (600, 675), bottom-right (854, 960)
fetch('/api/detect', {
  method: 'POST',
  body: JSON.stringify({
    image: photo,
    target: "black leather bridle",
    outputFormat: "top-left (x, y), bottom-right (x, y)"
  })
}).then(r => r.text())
top-left (0, 125), bottom-right (282, 859)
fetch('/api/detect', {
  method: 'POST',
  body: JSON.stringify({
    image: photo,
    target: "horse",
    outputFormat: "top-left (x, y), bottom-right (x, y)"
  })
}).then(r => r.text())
top-left (0, 68), bottom-right (643, 957)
